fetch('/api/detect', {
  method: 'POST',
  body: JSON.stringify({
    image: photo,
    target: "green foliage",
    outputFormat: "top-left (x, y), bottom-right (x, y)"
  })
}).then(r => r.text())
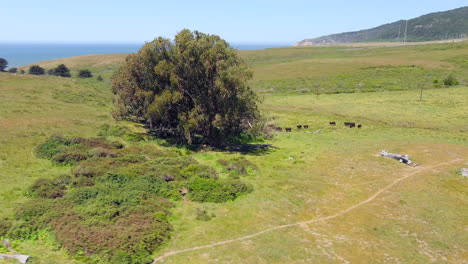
top-left (14, 136), bottom-right (253, 262)
top-left (28, 176), bottom-right (70, 199)
top-left (50, 64), bottom-right (71, 77)
top-left (8, 67), bottom-right (17, 73)
top-left (112, 29), bottom-right (260, 145)
top-left (97, 75), bottom-right (104, 81)
top-left (78, 69), bottom-right (93, 78)
top-left (35, 136), bottom-right (121, 165)
top-left (0, 58), bottom-right (7, 72)
top-left (443, 74), bottom-right (459, 86)
top-left (433, 78), bottom-right (442, 88)
top-left (35, 135), bottom-right (70, 159)
top-left (29, 65), bottom-right (45, 75)
top-left (187, 177), bottom-right (252, 203)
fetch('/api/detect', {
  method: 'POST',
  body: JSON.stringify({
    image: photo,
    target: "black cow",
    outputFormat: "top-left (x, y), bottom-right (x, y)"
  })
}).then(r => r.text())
top-left (276, 127), bottom-right (283, 131)
top-left (303, 125), bottom-right (309, 129)
top-left (297, 125), bottom-right (302, 129)
top-left (329, 122), bottom-right (336, 125)
top-left (357, 124), bottom-right (362, 128)
top-left (349, 123), bottom-right (356, 128)
top-left (285, 127), bottom-right (292, 132)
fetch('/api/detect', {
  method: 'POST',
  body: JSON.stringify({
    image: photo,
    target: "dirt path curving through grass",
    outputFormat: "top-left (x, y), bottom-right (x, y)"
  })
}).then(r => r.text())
top-left (153, 158), bottom-right (463, 263)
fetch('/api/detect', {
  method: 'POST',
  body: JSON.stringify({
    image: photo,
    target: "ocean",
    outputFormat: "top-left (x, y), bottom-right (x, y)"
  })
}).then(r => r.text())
top-left (0, 42), bottom-right (291, 68)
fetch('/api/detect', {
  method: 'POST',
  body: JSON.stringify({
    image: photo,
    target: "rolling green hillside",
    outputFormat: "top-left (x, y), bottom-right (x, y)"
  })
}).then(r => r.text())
top-left (296, 6), bottom-right (468, 46)
top-left (22, 41), bottom-right (468, 95)
top-left (2, 42), bottom-right (467, 263)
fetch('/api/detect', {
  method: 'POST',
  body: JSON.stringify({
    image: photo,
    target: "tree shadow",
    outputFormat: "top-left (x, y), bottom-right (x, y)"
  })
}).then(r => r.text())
top-left (146, 129), bottom-right (275, 156)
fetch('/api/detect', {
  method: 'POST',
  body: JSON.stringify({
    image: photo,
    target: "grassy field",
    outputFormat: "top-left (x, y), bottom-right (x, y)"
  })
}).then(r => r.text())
top-left (1, 42), bottom-right (467, 263)
top-left (22, 41), bottom-right (468, 94)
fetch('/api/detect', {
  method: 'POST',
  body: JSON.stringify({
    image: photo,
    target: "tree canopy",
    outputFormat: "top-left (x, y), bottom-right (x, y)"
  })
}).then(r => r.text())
top-left (51, 64), bottom-right (71, 77)
top-left (112, 29), bottom-right (260, 145)
top-left (29, 65), bottom-right (45, 75)
top-left (0, 58), bottom-right (8, 72)
top-left (78, 69), bottom-right (93, 78)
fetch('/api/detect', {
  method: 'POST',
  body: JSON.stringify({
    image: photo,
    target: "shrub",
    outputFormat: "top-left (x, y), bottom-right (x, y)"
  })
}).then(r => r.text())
top-left (51, 144), bottom-right (91, 165)
top-left (180, 164), bottom-right (218, 179)
top-left (443, 74), bottom-right (459, 86)
top-left (29, 177), bottom-right (69, 199)
top-left (51, 64), bottom-right (71, 77)
top-left (8, 67), bottom-right (17, 73)
top-left (24, 136), bottom-right (253, 261)
top-left (187, 177), bottom-right (236, 203)
top-left (89, 147), bottom-right (117, 158)
top-left (97, 75), bottom-right (104, 81)
top-left (29, 65), bottom-right (45, 75)
top-left (78, 69), bottom-right (93, 78)
top-left (35, 135), bottom-right (70, 159)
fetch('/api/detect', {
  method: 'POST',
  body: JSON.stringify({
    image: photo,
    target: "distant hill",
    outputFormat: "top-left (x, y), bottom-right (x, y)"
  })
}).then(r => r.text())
top-left (296, 6), bottom-right (468, 46)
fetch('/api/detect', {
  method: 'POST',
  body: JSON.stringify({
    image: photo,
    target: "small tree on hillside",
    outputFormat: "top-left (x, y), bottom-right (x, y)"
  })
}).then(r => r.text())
top-left (8, 67), bottom-right (17, 73)
top-left (29, 65), bottom-right (45, 75)
top-left (0, 58), bottom-right (8, 72)
top-left (112, 29), bottom-right (260, 145)
top-left (443, 74), bottom-right (459, 86)
top-left (51, 64), bottom-right (71, 77)
top-left (78, 69), bottom-right (93, 78)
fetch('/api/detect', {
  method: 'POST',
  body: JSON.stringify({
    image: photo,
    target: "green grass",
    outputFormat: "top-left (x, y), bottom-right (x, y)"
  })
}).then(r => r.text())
top-left (1, 42), bottom-right (467, 263)
top-left (24, 41), bottom-right (468, 96)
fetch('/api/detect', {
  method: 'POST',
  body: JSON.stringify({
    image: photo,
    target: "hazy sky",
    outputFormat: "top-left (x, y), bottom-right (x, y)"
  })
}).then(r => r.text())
top-left (2, 0), bottom-right (466, 43)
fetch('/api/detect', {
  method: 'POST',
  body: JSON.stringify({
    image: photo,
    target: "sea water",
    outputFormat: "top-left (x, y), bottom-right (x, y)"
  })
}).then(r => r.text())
top-left (0, 42), bottom-right (291, 68)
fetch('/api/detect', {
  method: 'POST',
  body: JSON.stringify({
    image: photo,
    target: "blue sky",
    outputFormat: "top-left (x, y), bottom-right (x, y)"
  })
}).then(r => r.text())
top-left (2, 0), bottom-right (466, 44)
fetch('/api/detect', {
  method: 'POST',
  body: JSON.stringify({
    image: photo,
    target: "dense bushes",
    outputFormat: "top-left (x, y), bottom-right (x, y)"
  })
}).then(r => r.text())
top-left (443, 74), bottom-right (459, 86)
top-left (78, 69), bottom-right (93, 78)
top-left (187, 177), bottom-right (252, 203)
top-left (29, 65), bottom-right (45, 75)
top-left (35, 136), bottom-right (121, 165)
top-left (50, 64), bottom-right (71, 77)
top-left (11, 135), bottom-right (253, 263)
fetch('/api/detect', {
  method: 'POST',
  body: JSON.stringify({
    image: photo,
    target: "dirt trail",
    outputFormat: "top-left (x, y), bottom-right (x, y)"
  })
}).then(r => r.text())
top-left (153, 159), bottom-right (463, 263)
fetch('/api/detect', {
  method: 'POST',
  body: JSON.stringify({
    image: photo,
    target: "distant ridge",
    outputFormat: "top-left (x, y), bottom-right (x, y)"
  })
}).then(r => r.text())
top-left (296, 6), bottom-right (468, 46)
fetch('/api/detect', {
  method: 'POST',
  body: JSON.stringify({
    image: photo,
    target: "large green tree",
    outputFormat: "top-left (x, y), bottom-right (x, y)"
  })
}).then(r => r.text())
top-left (112, 29), bottom-right (260, 145)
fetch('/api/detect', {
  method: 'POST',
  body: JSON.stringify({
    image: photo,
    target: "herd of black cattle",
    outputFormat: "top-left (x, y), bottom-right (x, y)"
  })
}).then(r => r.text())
top-left (271, 122), bottom-right (362, 132)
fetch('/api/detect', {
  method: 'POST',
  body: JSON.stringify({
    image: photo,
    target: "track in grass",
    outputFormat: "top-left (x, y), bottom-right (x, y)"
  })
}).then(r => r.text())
top-left (153, 158), bottom-right (464, 263)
